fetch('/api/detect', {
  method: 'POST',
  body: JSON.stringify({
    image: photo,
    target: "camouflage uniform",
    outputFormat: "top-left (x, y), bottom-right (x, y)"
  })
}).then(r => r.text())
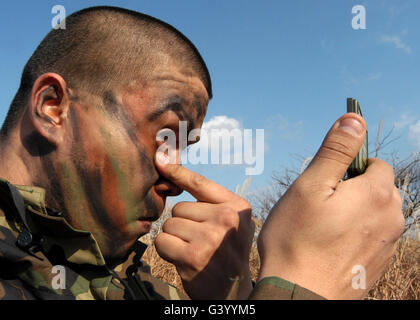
top-left (0, 178), bottom-right (324, 300)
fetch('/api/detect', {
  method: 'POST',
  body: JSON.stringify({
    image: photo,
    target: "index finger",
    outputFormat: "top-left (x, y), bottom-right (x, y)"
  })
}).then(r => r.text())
top-left (155, 152), bottom-right (239, 203)
top-left (359, 158), bottom-right (396, 189)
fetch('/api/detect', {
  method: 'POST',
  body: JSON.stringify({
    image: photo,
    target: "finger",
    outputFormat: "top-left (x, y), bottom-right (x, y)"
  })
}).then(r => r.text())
top-left (303, 113), bottom-right (367, 190)
top-left (393, 186), bottom-right (403, 210)
top-left (172, 201), bottom-right (245, 221)
top-left (162, 217), bottom-right (202, 242)
top-left (362, 158), bottom-right (396, 189)
top-left (154, 232), bottom-right (189, 264)
top-left (172, 201), bottom-right (251, 237)
top-left (172, 201), bottom-right (213, 222)
top-left (155, 152), bottom-right (238, 203)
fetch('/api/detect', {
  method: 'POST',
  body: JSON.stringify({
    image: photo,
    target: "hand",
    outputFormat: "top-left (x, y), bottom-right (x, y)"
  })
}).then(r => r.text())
top-left (257, 113), bottom-right (404, 299)
top-left (154, 152), bottom-right (255, 299)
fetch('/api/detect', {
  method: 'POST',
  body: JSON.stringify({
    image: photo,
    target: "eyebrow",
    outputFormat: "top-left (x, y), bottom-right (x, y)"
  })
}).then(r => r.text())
top-left (147, 95), bottom-right (197, 131)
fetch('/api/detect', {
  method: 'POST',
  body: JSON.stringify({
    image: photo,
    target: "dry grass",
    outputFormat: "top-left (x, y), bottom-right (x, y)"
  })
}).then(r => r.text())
top-left (141, 202), bottom-right (419, 300)
top-left (140, 202), bottom-right (185, 293)
top-left (366, 232), bottom-right (419, 300)
top-left (141, 242), bottom-right (185, 292)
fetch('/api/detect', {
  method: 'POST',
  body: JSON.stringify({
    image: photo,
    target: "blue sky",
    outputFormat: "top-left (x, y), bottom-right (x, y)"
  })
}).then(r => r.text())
top-left (1, 0), bottom-right (419, 203)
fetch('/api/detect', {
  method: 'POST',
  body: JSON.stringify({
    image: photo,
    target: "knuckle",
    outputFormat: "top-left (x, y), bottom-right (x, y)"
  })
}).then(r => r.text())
top-left (154, 234), bottom-right (164, 250)
top-left (386, 162), bottom-right (396, 178)
top-left (188, 245), bottom-right (209, 270)
top-left (167, 164), bottom-right (182, 180)
top-left (372, 185), bottom-right (394, 207)
top-left (375, 159), bottom-right (395, 178)
top-left (189, 173), bottom-right (206, 189)
top-left (171, 202), bottom-right (186, 216)
top-left (218, 206), bottom-right (239, 228)
top-left (319, 138), bottom-right (354, 165)
top-left (394, 187), bottom-right (403, 208)
top-left (236, 198), bottom-right (252, 212)
top-left (206, 227), bottom-right (222, 248)
top-left (161, 218), bottom-right (173, 233)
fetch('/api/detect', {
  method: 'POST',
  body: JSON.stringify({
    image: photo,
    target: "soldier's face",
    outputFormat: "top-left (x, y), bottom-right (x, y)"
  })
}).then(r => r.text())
top-left (57, 68), bottom-right (208, 260)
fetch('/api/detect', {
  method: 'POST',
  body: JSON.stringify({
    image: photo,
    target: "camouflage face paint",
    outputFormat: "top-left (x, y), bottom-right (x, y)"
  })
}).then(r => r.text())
top-left (66, 108), bottom-right (129, 251)
top-left (147, 95), bottom-right (197, 133)
top-left (59, 161), bottom-right (93, 231)
top-left (58, 98), bottom-right (162, 258)
top-left (99, 91), bottom-right (159, 217)
top-left (39, 73), bottom-right (209, 261)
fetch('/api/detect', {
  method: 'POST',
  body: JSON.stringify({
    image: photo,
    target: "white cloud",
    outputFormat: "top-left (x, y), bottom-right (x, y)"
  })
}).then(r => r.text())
top-left (408, 120), bottom-right (420, 150)
top-left (200, 115), bottom-right (243, 160)
top-left (201, 115), bottom-right (241, 132)
top-left (380, 35), bottom-right (412, 54)
top-left (394, 113), bottom-right (415, 130)
top-left (187, 115), bottom-right (245, 160)
top-left (184, 115), bottom-right (266, 175)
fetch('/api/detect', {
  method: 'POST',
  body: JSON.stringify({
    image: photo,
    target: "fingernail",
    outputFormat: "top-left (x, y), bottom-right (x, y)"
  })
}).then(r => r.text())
top-left (156, 152), bottom-right (169, 165)
top-left (338, 117), bottom-right (364, 136)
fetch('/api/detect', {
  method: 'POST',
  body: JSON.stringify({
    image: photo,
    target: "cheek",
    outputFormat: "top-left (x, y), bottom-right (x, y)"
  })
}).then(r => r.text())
top-left (131, 134), bottom-right (160, 188)
top-left (99, 147), bottom-right (158, 226)
top-left (100, 157), bottom-right (128, 228)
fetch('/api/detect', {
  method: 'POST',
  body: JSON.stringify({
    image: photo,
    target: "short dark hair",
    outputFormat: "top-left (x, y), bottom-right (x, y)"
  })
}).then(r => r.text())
top-left (1, 6), bottom-right (212, 135)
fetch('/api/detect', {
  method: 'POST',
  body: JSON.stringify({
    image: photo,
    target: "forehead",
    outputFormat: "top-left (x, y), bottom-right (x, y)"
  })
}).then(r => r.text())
top-left (120, 69), bottom-right (209, 124)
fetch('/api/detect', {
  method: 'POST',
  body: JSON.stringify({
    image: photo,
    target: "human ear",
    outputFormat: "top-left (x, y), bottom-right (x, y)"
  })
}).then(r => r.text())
top-left (28, 73), bottom-right (70, 146)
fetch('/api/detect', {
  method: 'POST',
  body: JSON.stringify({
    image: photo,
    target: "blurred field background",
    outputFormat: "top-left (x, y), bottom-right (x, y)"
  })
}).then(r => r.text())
top-left (141, 132), bottom-right (419, 300)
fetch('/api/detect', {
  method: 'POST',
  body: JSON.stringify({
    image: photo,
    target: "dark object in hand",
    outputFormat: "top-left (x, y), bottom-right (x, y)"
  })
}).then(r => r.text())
top-left (346, 98), bottom-right (368, 179)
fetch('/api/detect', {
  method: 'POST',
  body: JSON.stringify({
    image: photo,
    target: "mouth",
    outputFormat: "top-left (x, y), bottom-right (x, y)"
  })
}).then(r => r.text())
top-left (136, 183), bottom-right (169, 223)
top-left (136, 176), bottom-right (182, 225)
top-left (138, 216), bottom-right (159, 222)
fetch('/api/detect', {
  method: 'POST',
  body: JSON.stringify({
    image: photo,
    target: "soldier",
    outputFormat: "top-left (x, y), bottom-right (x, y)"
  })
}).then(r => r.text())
top-left (0, 6), bottom-right (404, 300)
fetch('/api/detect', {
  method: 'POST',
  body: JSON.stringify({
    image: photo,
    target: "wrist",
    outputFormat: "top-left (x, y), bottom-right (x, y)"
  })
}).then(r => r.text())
top-left (258, 259), bottom-right (351, 300)
top-left (236, 272), bottom-right (253, 299)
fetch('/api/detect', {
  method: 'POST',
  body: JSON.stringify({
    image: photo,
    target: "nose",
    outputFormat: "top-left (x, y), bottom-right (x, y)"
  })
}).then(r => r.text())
top-left (154, 176), bottom-right (183, 197)
top-left (166, 181), bottom-right (183, 197)
top-left (161, 151), bottom-right (183, 197)
top-left (154, 142), bottom-right (184, 196)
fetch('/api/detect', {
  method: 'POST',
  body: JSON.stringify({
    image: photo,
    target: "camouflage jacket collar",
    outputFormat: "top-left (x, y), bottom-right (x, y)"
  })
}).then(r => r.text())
top-left (0, 178), bottom-right (108, 267)
top-left (0, 179), bottom-right (184, 300)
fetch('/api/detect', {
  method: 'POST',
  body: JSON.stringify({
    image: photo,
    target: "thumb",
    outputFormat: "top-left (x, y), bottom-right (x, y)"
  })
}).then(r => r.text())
top-left (303, 113), bottom-right (366, 188)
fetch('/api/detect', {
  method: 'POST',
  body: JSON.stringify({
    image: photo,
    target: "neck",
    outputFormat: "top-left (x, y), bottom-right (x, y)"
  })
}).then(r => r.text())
top-left (0, 131), bottom-right (35, 186)
top-left (0, 128), bottom-right (67, 218)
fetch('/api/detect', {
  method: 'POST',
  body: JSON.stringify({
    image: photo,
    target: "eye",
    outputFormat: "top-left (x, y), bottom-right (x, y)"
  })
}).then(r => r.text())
top-left (156, 127), bottom-right (177, 144)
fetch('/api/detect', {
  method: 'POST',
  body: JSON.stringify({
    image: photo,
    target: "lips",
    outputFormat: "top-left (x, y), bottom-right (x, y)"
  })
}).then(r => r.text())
top-left (138, 216), bottom-right (159, 222)
top-left (137, 176), bottom-right (182, 223)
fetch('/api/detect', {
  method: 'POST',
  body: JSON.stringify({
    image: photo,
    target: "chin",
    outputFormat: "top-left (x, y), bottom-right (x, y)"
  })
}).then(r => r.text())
top-left (105, 190), bottom-right (168, 260)
top-left (104, 232), bottom-right (147, 262)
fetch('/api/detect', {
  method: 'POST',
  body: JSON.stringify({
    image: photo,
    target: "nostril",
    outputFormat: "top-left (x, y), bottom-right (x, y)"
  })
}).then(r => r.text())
top-left (154, 177), bottom-right (183, 197)
top-left (169, 186), bottom-right (183, 197)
